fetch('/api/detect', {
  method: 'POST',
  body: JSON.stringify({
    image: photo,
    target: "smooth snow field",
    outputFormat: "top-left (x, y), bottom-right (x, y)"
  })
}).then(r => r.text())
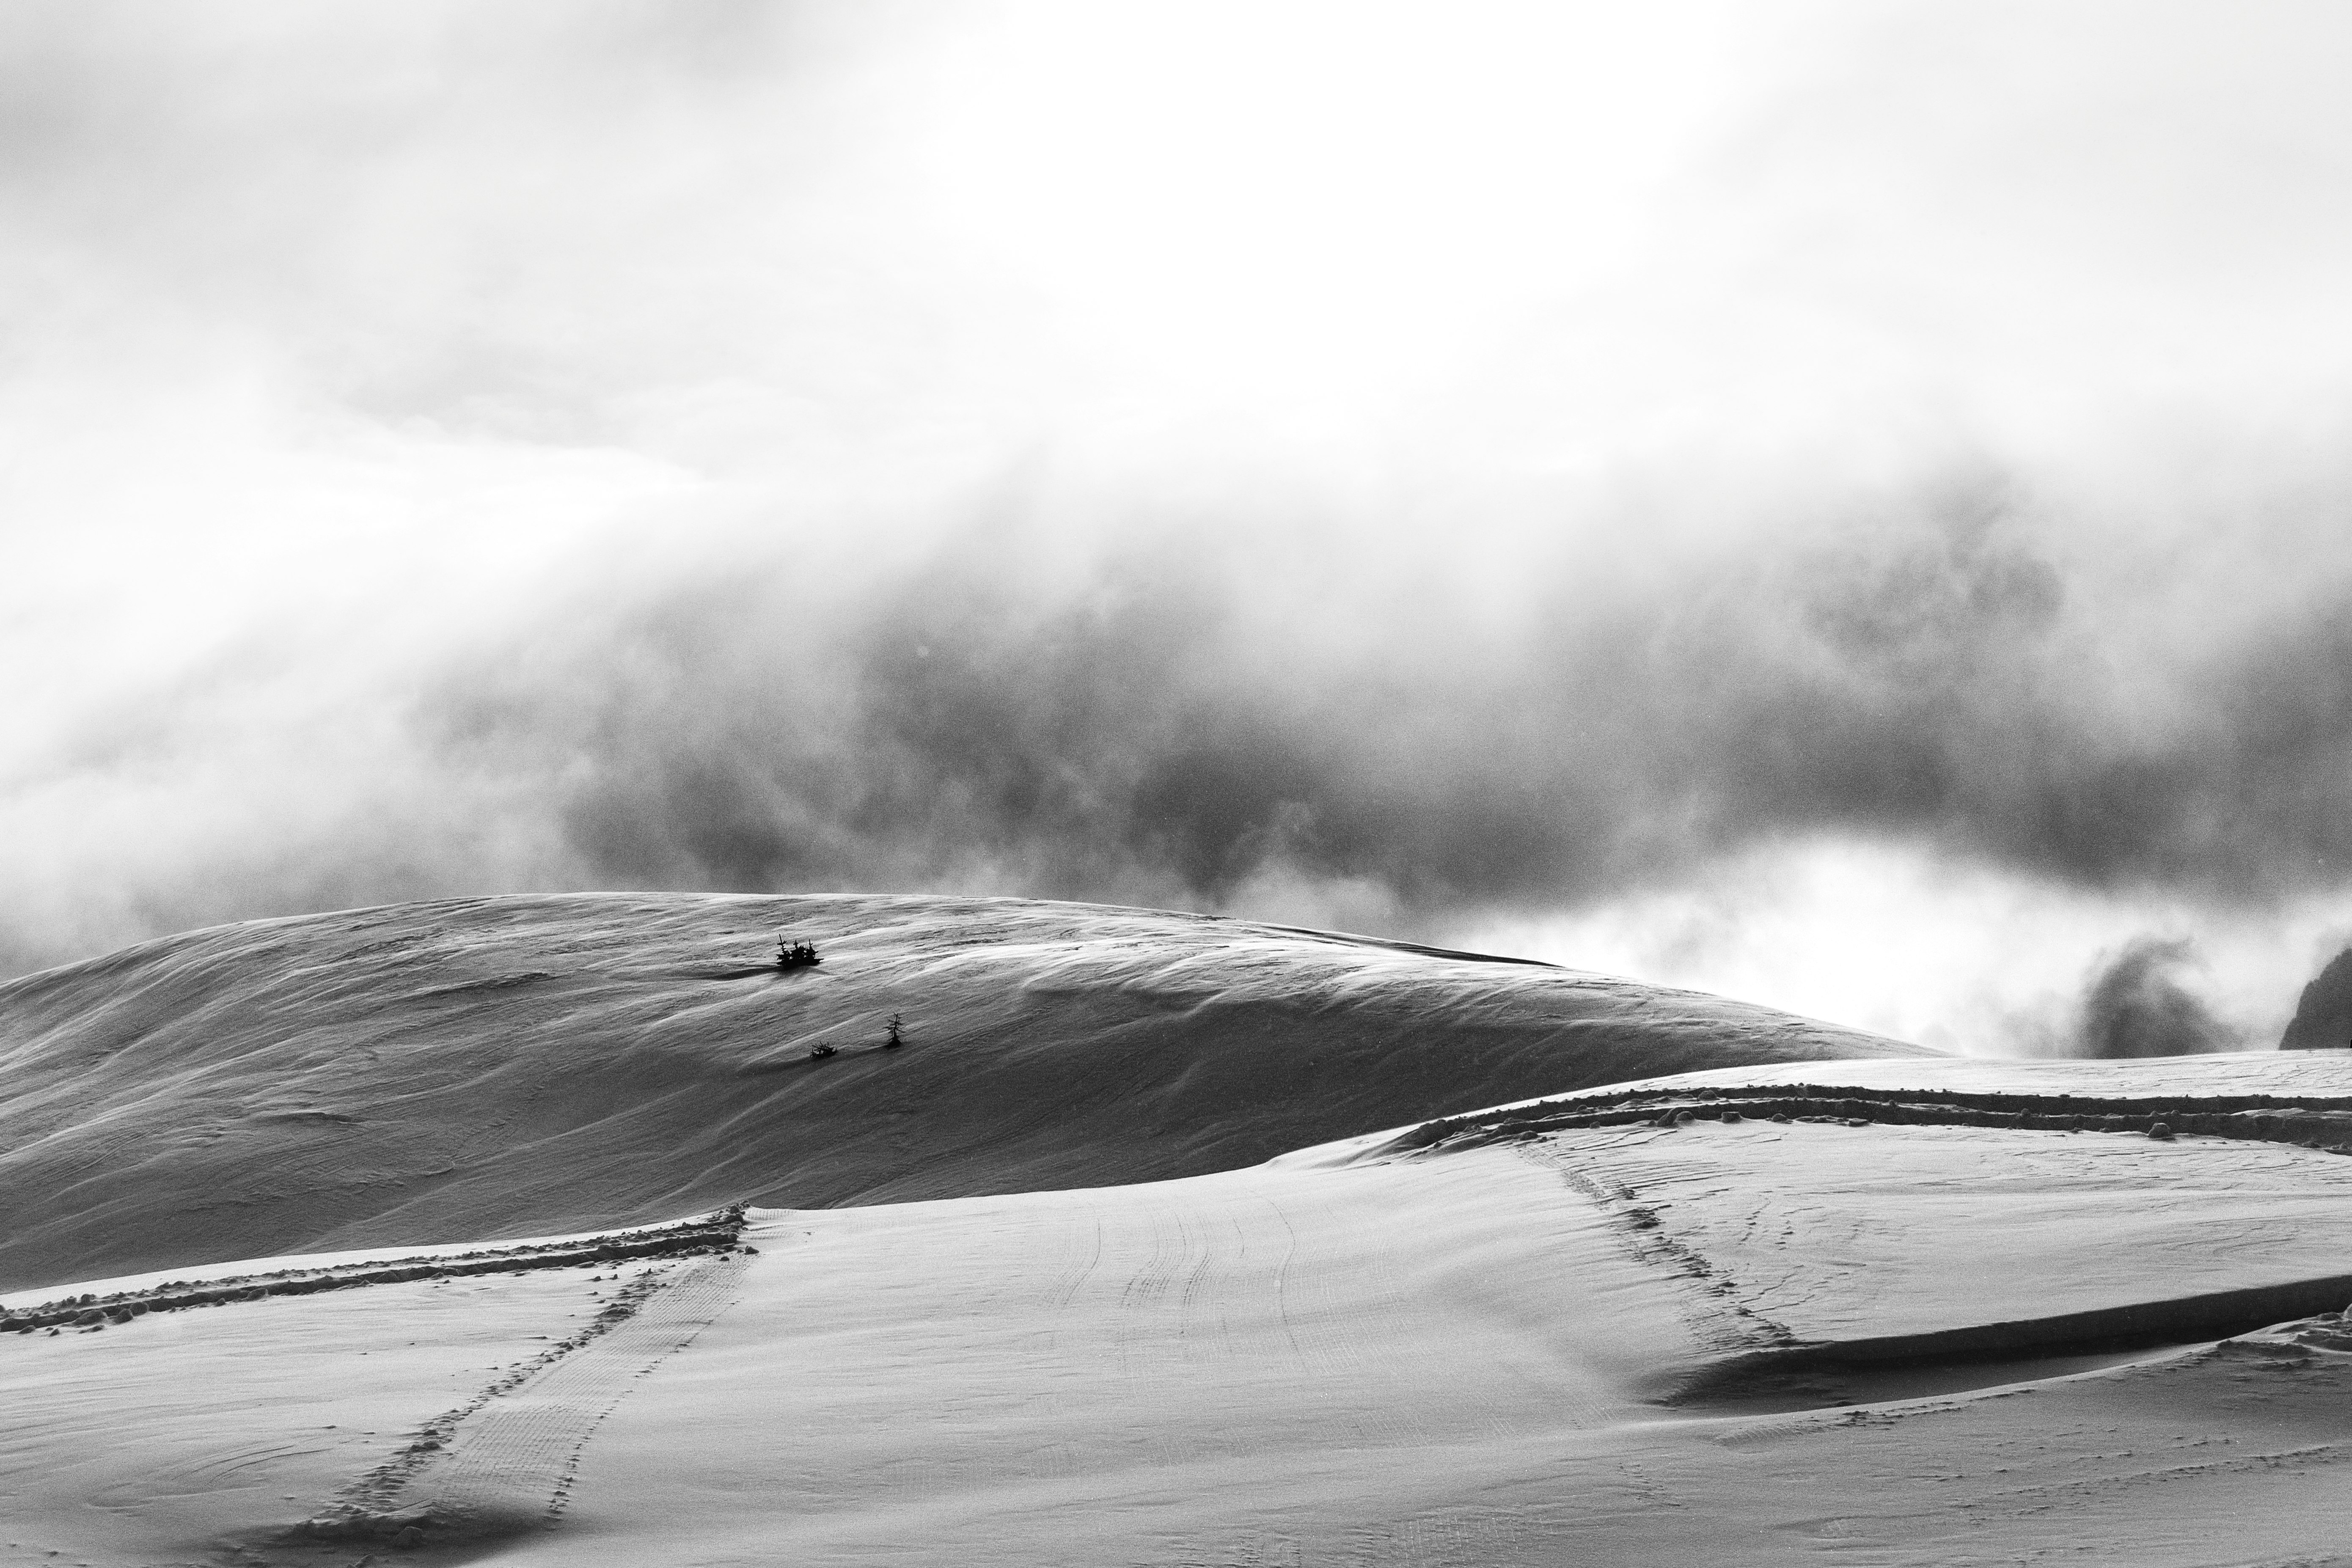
top-left (8, 899), bottom-right (2352, 1564)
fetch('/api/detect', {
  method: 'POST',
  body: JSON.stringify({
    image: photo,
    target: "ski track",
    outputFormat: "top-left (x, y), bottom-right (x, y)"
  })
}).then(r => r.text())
top-left (379, 1253), bottom-right (747, 1534)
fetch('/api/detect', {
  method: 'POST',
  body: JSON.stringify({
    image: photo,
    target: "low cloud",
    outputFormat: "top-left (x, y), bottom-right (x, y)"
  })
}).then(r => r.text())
top-left (2070, 938), bottom-right (2241, 1059)
top-left (8, 0), bottom-right (2352, 1058)
top-left (395, 467), bottom-right (2352, 929)
top-left (11, 448), bottom-right (2352, 1040)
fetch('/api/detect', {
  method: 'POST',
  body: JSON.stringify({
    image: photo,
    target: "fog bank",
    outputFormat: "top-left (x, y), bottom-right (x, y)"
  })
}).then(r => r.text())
top-left (7, 2), bottom-right (2352, 1053)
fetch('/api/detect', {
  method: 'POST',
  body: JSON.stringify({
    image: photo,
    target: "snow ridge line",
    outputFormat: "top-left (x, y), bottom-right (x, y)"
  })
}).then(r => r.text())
top-left (0, 1207), bottom-right (749, 1336)
top-left (1389, 1085), bottom-right (2352, 1158)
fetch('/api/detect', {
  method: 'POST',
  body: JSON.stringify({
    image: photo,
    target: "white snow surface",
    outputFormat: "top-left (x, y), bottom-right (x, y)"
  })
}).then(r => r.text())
top-left (10, 1049), bottom-right (2352, 1565)
top-left (10, 905), bottom-right (2350, 1563)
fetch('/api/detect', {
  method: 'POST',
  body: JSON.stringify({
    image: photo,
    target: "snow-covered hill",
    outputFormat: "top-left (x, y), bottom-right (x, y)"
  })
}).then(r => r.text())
top-left (0, 893), bottom-right (1923, 1291)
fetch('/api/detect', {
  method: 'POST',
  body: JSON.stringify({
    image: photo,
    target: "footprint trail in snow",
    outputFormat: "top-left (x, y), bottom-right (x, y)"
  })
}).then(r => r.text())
top-left (290, 1251), bottom-right (749, 1556)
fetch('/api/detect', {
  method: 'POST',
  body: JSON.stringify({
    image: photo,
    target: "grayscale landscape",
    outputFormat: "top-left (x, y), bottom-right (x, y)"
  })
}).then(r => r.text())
top-left (8, 4), bottom-right (2352, 1565)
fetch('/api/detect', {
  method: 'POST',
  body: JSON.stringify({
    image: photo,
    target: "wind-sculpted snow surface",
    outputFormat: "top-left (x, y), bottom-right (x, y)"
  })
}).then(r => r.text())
top-left (19, 909), bottom-right (2352, 1562)
top-left (0, 892), bottom-right (1922, 1291)
top-left (12, 1054), bottom-right (2352, 1565)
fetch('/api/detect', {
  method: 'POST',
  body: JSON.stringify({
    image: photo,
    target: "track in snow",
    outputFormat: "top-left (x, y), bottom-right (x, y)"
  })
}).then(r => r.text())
top-left (280, 1250), bottom-right (748, 1559)
top-left (418, 1252), bottom-right (749, 1529)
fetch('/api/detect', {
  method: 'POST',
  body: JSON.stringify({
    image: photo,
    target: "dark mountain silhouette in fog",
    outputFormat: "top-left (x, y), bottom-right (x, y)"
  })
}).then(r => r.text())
top-left (2281, 946), bottom-right (2352, 1051)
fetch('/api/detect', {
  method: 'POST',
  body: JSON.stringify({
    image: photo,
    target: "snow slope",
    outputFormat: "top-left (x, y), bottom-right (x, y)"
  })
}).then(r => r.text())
top-left (0, 893), bottom-right (1922, 1293)
top-left (10, 1050), bottom-right (2352, 1566)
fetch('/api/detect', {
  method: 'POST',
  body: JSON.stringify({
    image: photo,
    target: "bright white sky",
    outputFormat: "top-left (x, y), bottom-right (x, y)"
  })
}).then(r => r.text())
top-left (7, 1), bottom-right (2352, 1048)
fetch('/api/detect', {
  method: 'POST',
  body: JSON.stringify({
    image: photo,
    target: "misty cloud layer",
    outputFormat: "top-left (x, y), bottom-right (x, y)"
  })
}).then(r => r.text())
top-left (14, 442), bottom-right (2352, 1053)
top-left (9, 2), bottom-right (2352, 1056)
top-left (398, 473), bottom-right (2352, 928)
